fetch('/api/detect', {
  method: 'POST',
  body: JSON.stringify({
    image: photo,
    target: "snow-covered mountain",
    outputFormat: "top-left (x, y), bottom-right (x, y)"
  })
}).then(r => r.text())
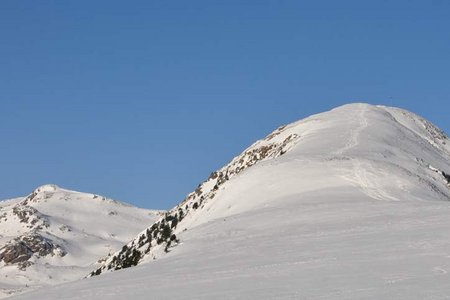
top-left (0, 185), bottom-right (162, 298)
top-left (10, 103), bottom-right (450, 299)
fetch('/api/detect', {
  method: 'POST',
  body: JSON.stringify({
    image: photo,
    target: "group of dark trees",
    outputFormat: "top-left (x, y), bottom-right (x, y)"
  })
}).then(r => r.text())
top-left (90, 208), bottom-right (186, 277)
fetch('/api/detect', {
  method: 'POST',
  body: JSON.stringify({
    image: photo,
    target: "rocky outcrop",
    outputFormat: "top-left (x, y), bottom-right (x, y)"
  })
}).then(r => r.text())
top-left (443, 172), bottom-right (450, 187)
top-left (0, 241), bottom-right (31, 264)
top-left (11, 205), bottom-right (50, 230)
top-left (428, 164), bottom-right (450, 188)
top-left (0, 233), bottom-right (66, 266)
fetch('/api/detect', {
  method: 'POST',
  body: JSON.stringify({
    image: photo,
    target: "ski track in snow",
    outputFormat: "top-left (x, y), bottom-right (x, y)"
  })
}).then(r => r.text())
top-left (334, 104), bottom-right (368, 156)
top-left (334, 105), bottom-right (399, 201)
top-left (351, 160), bottom-right (400, 202)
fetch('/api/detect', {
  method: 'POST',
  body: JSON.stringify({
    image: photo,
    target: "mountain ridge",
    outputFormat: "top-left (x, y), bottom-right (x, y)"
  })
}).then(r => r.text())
top-left (89, 103), bottom-right (450, 278)
top-left (9, 103), bottom-right (450, 299)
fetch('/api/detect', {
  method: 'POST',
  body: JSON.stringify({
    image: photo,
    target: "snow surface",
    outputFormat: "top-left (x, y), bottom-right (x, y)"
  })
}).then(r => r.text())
top-left (0, 185), bottom-right (161, 298)
top-left (10, 103), bottom-right (450, 299)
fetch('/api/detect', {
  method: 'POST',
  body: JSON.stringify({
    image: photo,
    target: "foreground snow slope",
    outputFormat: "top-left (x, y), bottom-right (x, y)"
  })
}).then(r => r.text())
top-left (0, 185), bottom-right (161, 298)
top-left (12, 103), bottom-right (450, 299)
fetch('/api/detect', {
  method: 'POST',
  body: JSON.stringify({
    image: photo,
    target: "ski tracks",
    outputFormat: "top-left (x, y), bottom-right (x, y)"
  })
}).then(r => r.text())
top-left (351, 159), bottom-right (400, 201)
top-left (334, 104), bottom-right (369, 156)
top-left (336, 105), bottom-right (399, 201)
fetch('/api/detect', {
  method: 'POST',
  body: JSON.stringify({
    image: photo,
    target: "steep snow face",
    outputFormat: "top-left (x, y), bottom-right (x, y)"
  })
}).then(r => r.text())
top-left (12, 103), bottom-right (450, 300)
top-left (0, 186), bottom-right (162, 298)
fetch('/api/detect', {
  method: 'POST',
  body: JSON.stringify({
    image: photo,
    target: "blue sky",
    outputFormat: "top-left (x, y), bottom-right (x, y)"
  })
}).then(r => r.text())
top-left (1, 1), bottom-right (449, 209)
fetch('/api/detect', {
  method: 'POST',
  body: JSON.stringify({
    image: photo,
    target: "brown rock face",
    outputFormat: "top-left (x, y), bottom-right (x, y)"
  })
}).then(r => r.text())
top-left (0, 242), bottom-right (32, 264)
top-left (0, 233), bottom-right (66, 266)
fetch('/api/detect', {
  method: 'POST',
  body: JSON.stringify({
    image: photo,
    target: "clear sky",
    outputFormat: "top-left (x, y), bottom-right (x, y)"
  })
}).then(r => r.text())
top-left (1, 1), bottom-right (449, 209)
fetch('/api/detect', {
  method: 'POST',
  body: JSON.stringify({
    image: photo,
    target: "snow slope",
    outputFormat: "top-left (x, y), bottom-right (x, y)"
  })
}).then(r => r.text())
top-left (11, 103), bottom-right (450, 299)
top-left (0, 185), bottom-right (162, 298)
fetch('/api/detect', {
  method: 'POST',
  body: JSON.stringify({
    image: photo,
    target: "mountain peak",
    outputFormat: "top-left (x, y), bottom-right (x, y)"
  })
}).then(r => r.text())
top-left (90, 103), bottom-right (450, 278)
top-left (0, 186), bottom-right (161, 298)
top-left (33, 184), bottom-right (60, 194)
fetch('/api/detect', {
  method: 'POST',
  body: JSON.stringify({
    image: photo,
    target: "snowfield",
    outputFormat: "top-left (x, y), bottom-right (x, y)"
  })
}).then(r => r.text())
top-left (9, 103), bottom-right (450, 299)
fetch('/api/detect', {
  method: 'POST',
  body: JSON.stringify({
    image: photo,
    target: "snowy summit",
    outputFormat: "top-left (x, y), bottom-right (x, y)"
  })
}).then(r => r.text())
top-left (0, 185), bottom-right (161, 298)
top-left (8, 103), bottom-right (450, 299)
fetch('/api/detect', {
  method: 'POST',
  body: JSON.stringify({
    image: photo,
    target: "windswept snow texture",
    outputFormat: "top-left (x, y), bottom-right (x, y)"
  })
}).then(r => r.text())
top-left (11, 103), bottom-right (450, 299)
top-left (0, 185), bottom-right (161, 298)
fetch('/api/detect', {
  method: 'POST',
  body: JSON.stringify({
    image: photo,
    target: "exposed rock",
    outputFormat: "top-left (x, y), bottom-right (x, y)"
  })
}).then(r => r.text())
top-left (0, 233), bottom-right (66, 266)
top-left (428, 164), bottom-right (450, 188)
top-left (422, 118), bottom-right (447, 142)
top-left (443, 172), bottom-right (450, 186)
top-left (12, 204), bottom-right (50, 229)
top-left (0, 242), bottom-right (32, 264)
top-left (265, 125), bottom-right (287, 141)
